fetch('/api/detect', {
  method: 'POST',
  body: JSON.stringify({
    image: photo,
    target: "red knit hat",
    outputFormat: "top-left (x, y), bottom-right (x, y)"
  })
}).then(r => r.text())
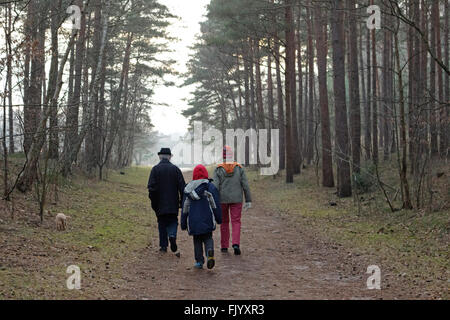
top-left (193, 164), bottom-right (209, 180)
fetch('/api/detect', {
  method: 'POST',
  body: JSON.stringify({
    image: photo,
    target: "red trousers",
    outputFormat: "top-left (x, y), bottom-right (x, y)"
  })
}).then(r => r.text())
top-left (220, 203), bottom-right (243, 248)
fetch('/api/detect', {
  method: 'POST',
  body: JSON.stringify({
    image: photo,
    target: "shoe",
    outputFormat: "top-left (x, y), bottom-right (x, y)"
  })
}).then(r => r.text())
top-left (169, 237), bottom-right (177, 253)
top-left (232, 244), bottom-right (241, 255)
top-left (194, 262), bottom-right (203, 269)
top-left (221, 248), bottom-right (228, 253)
top-left (159, 247), bottom-right (167, 253)
top-left (206, 249), bottom-right (215, 269)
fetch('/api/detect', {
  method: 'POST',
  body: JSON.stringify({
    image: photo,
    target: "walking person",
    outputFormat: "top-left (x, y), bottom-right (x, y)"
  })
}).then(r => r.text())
top-left (212, 146), bottom-right (252, 255)
top-left (181, 165), bottom-right (222, 269)
top-left (148, 148), bottom-right (186, 253)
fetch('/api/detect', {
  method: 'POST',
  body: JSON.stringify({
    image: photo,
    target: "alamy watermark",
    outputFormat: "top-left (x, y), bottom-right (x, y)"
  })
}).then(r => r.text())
top-left (171, 121), bottom-right (279, 176)
top-left (65, 5), bottom-right (81, 30)
top-left (366, 265), bottom-right (381, 290)
top-left (66, 265), bottom-right (81, 290)
top-left (367, 5), bottom-right (381, 30)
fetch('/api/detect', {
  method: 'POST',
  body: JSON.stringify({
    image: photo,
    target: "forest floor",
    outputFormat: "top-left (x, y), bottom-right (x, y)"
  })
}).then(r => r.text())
top-left (0, 164), bottom-right (448, 300)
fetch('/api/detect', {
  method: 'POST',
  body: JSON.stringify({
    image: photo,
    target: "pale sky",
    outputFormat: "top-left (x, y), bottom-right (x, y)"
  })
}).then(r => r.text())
top-left (150, 0), bottom-right (210, 137)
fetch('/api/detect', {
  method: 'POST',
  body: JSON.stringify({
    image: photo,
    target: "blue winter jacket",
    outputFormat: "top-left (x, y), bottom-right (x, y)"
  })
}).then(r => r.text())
top-left (180, 179), bottom-right (222, 236)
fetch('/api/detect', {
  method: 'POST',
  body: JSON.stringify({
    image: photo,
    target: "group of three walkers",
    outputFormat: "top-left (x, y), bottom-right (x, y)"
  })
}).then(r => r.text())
top-left (147, 145), bottom-right (252, 269)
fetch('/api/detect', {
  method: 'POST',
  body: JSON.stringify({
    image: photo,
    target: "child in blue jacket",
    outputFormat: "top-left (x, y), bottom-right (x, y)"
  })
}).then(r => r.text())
top-left (181, 165), bottom-right (222, 269)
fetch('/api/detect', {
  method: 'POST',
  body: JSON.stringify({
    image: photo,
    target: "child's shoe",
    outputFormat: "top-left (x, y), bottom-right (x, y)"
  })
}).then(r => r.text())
top-left (232, 244), bottom-right (241, 255)
top-left (206, 249), bottom-right (215, 269)
top-left (194, 262), bottom-right (203, 269)
top-left (221, 248), bottom-right (228, 253)
top-left (169, 237), bottom-right (178, 253)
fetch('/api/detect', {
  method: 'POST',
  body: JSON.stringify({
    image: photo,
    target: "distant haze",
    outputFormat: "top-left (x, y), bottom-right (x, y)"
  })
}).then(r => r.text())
top-left (150, 0), bottom-right (210, 137)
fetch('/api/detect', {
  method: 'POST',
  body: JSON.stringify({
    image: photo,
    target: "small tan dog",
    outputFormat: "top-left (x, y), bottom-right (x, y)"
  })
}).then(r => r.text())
top-left (55, 213), bottom-right (68, 231)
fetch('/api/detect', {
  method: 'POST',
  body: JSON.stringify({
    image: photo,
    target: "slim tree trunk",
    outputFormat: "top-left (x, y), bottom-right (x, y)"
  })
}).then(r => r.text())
top-left (306, 5), bottom-right (315, 165)
top-left (6, 3), bottom-right (14, 155)
top-left (382, 11), bottom-right (393, 160)
top-left (48, 0), bottom-right (62, 160)
top-left (443, 0), bottom-right (449, 157)
top-left (314, 5), bottom-right (334, 188)
top-left (62, 0), bottom-right (86, 176)
top-left (275, 36), bottom-right (286, 171)
top-left (348, 0), bottom-right (361, 173)
top-left (95, 36), bottom-right (107, 177)
top-left (409, 0), bottom-right (421, 173)
top-left (285, 0), bottom-right (295, 183)
top-left (331, 0), bottom-right (352, 197)
top-left (267, 48), bottom-right (275, 131)
top-left (296, 9), bottom-right (304, 165)
top-left (86, 0), bottom-right (103, 172)
top-left (25, 1), bottom-right (45, 155)
top-left (23, 0), bottom-right (32, 153)
top-left (430, 0), bottom-right (438, 156)
top-left (394, 31), bottom-right (413, 210)
top-left (359, 14), bottom-right (367, 154)
top-left (243, 47), bottom-right (251, 165)
top-left (249, 39), bottom-right (257, 129)
top-left (365, 8), bottom-right (372, 160)
top-left (371, 6), bottom-right (378, 164)
top-left (254, 39), bottom-right (265, 130)
top-left (290, 28), bottom-right (300, 175)
top-left (117, 33), bottom-right (133, 168)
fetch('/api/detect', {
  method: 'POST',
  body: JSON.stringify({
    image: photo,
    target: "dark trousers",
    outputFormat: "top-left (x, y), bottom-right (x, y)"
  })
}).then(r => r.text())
top-left (157, 214), bottom-right (178, 249)
top-left (193, 232), bottom-right (214, 264)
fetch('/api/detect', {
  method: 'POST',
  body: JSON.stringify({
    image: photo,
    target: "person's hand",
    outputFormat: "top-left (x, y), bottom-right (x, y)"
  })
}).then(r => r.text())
top-left (243, 202), bottom-right (252, 211)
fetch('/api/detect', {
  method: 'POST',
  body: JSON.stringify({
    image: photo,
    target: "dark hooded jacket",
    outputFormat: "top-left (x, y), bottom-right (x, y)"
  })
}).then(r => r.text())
top-left (147, 159), bottom-right (186, 216)
top-left (180, 179), bottom-right (222, 235)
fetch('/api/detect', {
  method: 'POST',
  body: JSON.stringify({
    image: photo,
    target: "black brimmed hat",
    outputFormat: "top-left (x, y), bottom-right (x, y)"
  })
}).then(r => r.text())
top-left (157, 148), bottom-right (172, 156)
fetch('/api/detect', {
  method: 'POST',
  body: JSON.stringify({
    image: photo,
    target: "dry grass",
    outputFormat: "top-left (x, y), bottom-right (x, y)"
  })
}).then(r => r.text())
top-left (0, 165), bottom-right (154, 299)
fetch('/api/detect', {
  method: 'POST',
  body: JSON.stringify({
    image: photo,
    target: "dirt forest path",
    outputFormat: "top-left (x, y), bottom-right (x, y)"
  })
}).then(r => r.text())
top-left (117, 171), bottom-right (397, 300)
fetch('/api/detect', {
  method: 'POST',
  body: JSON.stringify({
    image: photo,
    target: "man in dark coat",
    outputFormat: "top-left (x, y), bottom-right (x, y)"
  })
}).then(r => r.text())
top-left (148, 148), bottom-right (186, 253)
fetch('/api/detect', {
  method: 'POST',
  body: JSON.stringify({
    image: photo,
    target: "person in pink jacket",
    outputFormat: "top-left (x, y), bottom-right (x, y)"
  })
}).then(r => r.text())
top-left (212, 146), bottom-right (252, 255)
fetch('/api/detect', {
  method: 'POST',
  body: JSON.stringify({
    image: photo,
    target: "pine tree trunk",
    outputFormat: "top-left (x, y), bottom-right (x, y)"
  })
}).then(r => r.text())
top-left (254, 39), bottom-right (265, 130)
top-left (267, 49), bottom-right (275, 130)
top-left (86, 0), bottom-right (103, 172)
top-left (371, 0), bottom-right (378, 164)
top-left (394, 31), bottom-right (413, 210)
top-left (6, 3), bottom-right (14, 154)
top-left (359, 14), bottom-right (367, 155)
top-left (62, 0), bottom-right (86, 176)
top-left (290, 25), bottom-right (300, 175)
top-left (25, 1), bottom-right (45, 155)
top-left (382, 11), bottom-right (391, 160)
top-left (48, 0), bottom-right (62, 160)
top-left (296, 9), bottom-right (304, 165)
top-left (249, 40), bottom-right (257, 130)
top-left (306, 5), bottom-right (315, 165)
top-left (348, 0), bottom-right (361, 173)
top-left (275, 36), bottom-right (285, 171)
top-left (443, 0), bottom-right (449, 157)
top-left (117, 33), bottom-right (133, 168)
top-left (430, 0), bottom-right (438, 156)
top-left (331, 0), bottom-right (352, 197)
top-left (313, 4), bottom-right (334, 188)
top-left (365, 8), bottom-right (372, 160)
top-left (285, 0), bottom-right (295, 183)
